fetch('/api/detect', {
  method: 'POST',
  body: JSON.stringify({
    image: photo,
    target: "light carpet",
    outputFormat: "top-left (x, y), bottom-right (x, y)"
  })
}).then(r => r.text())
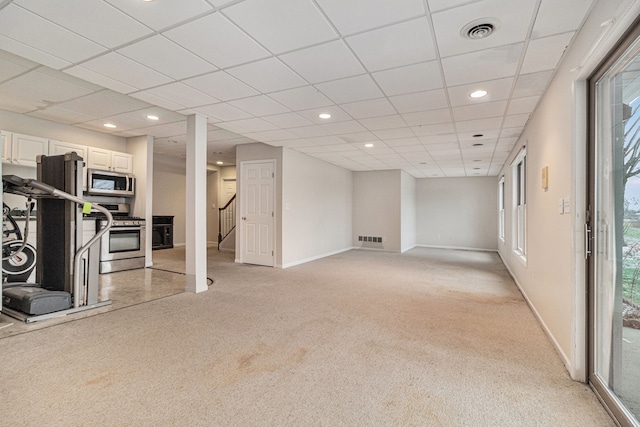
top-left (0, 247), bottom-right (613, 426)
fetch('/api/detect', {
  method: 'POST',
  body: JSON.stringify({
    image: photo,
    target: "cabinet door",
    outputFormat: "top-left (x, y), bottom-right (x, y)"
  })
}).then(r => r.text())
top-left (49, 140), bottom-right (86, 159)
top-left (11, 133), bottom-right (48, 167)
top-left (1, 130), bottom-right (10, 163)
top-left (111, 151), bottom-right (133, 173)
top-left (87, 147), bottom-right (112, 170)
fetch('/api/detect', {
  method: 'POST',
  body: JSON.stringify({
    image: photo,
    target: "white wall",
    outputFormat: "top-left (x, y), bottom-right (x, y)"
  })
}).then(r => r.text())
top-left (353, 170), bottom-right (402, 252)
top-left (497, 0), bottom-right (640, 380)
top-left (281, 149), bottom-right (353, 268)
top-left (152, 162), bottom-right (186, 246)
top-left (416, 177), bottom-right (497, 251)
top-left (401, 171), bottom-right (416, 252)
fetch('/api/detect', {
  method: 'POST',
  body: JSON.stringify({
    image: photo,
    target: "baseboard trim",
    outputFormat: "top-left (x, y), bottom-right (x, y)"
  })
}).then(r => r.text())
top-left (497, 251), bottom-right (574, 376)
top-left (281, 247), bottom-right (355, 269)
top-left (415, 244), bottom-right (498, 252)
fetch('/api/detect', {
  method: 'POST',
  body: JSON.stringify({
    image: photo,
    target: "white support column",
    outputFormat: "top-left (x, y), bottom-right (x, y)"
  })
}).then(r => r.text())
top-left (185, 114), bottom-right (208, 293)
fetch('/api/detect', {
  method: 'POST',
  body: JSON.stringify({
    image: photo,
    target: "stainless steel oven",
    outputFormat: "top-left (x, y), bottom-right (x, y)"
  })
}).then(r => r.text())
top-left (98, 217), bottom-right (145, 273)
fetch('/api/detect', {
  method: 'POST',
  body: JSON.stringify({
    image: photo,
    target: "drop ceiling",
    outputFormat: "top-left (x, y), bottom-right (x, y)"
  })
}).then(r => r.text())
top-left (0, 0), bottom-right (594, 177)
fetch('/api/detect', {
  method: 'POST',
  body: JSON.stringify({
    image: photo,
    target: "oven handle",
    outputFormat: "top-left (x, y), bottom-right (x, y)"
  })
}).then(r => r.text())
top-left (101, 225), bottom-right (146, 232)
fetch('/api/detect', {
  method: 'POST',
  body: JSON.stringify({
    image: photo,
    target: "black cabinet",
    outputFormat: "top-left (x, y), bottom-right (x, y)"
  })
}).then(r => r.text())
top-left (152, 216), bottom-right (173, 250)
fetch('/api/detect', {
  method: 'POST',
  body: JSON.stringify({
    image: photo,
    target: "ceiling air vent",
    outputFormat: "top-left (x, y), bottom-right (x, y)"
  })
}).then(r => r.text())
top-left (461, 18), bottom-right (500, 40)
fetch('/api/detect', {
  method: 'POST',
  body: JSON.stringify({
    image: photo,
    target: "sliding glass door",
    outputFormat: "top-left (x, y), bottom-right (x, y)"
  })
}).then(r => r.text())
top-left (589, 22), bottom-right (640, 427)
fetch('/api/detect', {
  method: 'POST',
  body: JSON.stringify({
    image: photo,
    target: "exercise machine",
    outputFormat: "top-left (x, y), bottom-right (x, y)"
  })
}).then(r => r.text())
top-left (1, 152), bottom-right (113, 322)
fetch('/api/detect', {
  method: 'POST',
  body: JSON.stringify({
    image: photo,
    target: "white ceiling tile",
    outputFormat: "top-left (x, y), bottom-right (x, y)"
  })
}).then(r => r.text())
top-left (346, 17), bottom-right (436, 72)
top-left (507, 96), bottom-right (540, 115)
top-left (447, 77), bottom-right (513, 106)
top-left (118, 36), bottom-right (216, 81)
top-left (16, 0), bottom-right (152, 48)
top-left (441, 44), bottom-right (523, 86)
top-left (104, 0), bottom-right (214, 31)
top-left (221, 118), bottom-right (278, 133)
top-left (229, 95), bottom-right (290, 116)
top-left (57, 90), bottom-right (150, 118)
top-left (418, 134), bottom-right (458, 144)
top-left (227, 57), bottom-right (307, 93)
top-left (373, 128), bottom-right (416, 139)
top-left (316, 0), bottom-right (425, 36)
top-left (315, 74), bottom-right (383, 104)
top-left (306, 136), bottom-right (348, 146)
top-left (500, 128), bottom-right (524, 139)
top-left (27, 105), bottom-right (96, 124)
top-left (427, 0), bottom-right (481, 13)
top-left (195, 103), bottom-right (253, 122)
top-left (64, 66), bottom-right (137, 94)
top-left (0, 49), bottom-right (39, 79)
top-left (531, 0), bottom-right (593, 39)
top-left (0, 4), bottom-right (106, 67)
top-left (321, 120), bottom-right (368, 135)
top-left (245, 129), bottom-right (299, 142)
top-left (521, 32), bottom-right (575, 74)
top-left (513, 71), bottom-right (554, 98)
top-left (457, 129), bottom-right (500, 141)
top-left (269, 86), bottom-right (333, 111)
top-left (385, 137), bottom-right (421, 146)
top-left (359, 115), bottom-right (406, 131)
top-left (325, 143), bottom-right (363, 152)
top-left (263, 112), bottom-right (314, 128)
top-left (71, 52), bottom-right (173, 92)
top-left (0, 35), bottom-right (71, 70)
top-left (279, 40), bottom-right (364, 83)
top-left (455, 117), bottom-right (503, 132)
top-left (144, 82), bottom-right (219, 109)
top-left (340, 98), bottom-right (397, 119)
top-left (503, 114), bottom-right (530, 128)
top-left (129, 91), bottom-right (187, 111)
top-left (224, 0), bottom-right (337, 54)
top-left (452, 100), bottom-right (507, 121)
top-left (183, 71), bottom-right (259, 102)
top-left (424, 142), bottom-right (459, 151)
top-left (431, 0), bottom-right (537, 58)
top-left (392, 144), bottom-right (426, 153)
top-left (411, 122), bottom-right (456, 136)
top-left (164, 13), bottom-right (270, 69)
top-left (389, 89), bottom-right (448, 113)
top-left (373, 61), bottom-right (442, 96)
top-left (337, 132), bottom-right (378, 143)
top-left (286, 125), bottom-right (332, 138)
top-left (402, 109), bottom-right (451, 127)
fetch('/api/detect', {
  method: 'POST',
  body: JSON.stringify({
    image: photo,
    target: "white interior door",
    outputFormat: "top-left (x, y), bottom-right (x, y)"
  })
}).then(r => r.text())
top-left (240, 161), bottom-right (274, 266)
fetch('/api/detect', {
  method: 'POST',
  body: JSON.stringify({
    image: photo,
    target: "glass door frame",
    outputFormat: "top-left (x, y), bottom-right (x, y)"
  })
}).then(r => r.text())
top-left (587, 18), bottom-right (640, 427)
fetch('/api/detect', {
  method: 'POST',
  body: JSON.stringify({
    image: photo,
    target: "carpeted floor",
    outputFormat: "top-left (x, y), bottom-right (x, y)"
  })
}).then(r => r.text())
top-left (0, 247), bottom-right (614, 426)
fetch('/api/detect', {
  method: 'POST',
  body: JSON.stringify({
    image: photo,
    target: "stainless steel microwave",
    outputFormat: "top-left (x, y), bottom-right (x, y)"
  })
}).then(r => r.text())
top-left (86, 169), bottom-right (135, 197)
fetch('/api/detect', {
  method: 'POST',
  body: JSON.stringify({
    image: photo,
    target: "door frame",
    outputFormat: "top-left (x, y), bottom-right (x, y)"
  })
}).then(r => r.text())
top-left (586, 16), bottom-right (640, 427)
top-left (238, 159), bottom-right (276, 267)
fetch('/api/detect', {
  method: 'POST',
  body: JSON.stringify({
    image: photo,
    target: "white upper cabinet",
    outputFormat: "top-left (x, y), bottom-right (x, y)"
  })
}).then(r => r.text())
top-left (1, 130), bottom-right (11, 162)
top-left (87, 146), bottom-right (133, 173)
top-left (9, 133), bottom-right (48, 167)
top-left (49, 140), bottom-right (87, 160)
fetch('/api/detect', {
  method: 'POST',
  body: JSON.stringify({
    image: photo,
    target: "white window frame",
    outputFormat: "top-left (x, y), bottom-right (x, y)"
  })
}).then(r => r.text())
top-left (512, 148), bottom-right (527, 262)
top-left (498, 176), bottom-right (505, 241)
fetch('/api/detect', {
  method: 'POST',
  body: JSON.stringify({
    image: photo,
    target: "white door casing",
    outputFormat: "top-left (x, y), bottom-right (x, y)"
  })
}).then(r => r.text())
top-left (240, 160), bottom-right (275, 266)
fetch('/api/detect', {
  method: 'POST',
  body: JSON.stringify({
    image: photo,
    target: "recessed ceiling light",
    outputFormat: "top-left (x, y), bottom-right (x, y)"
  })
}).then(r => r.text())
top-left (103, 123), bottom-right (116, 129)
top-left (318, 113), bottom-right (331, 119)
top-left (141, 0), bottom-right (155, 2)
top-left (469, 90), bottom-right (488, 98)
top-left (364, 143), bottom-right (374, 148)
top-left (472, 134), bottom-right (484, 138)
top-left (216, 161), bottom-right (223, 165)
top-left (472, 143), bottom-right (484, 147)
top-left (147, 114), bottom-right (159, 121)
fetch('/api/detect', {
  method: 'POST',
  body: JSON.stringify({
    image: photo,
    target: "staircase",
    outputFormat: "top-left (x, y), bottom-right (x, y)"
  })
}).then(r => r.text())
top-left (218, 194), bottom-right (236, 250)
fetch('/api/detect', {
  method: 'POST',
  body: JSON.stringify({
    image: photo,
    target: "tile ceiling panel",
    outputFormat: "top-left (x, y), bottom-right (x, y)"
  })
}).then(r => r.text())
top-left (183, 71), bottom-right (259, 102)
top-left (224, 0), bottom-right (337, 54)
top-left (279, 40), bottom-right (364, 84)
top-left (164, 13), bottom-right (270, 69)
top-left (118, 36), bottom-right (217, 81)
top-left (227, 57), bottom-right (307, 94)
top-left (0, 4), bottom-right (106, 68)
top-left (372, 61), bottom-right (443, 96)
top-left (315, 74), bottom-right (383, 104)
top-left (316, 0), bottom-right (425, 36)
top-left (104, 0), bottom-right (214, 31)
top-left (0, 0), bottom-right (591, 175)
top-left (15, 0), bottom-right (152, 49)
top-left (345, 17), bottom-right (437, 72)
top-left (431, 0), bottom-right (537, 58)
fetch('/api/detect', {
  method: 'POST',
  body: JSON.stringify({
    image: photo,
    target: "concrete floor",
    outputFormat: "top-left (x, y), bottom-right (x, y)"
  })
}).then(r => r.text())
top-left (0, 245), bottom-right (193, 338)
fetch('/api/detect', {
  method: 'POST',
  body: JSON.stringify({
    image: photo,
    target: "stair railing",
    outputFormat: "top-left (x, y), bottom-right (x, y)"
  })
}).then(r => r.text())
top-left (218, 194), bottom-right (236, 250)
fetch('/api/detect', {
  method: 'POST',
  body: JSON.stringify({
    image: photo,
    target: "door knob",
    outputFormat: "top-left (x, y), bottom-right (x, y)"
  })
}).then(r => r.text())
top-left (242, 216), bottom-right (247, 220)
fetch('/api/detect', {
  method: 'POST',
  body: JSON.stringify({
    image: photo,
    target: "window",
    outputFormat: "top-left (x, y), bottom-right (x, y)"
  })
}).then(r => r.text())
top-left (513, 149), bottom-right (526, 259)
top-left (498, 176), bottom-right (505, 241)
